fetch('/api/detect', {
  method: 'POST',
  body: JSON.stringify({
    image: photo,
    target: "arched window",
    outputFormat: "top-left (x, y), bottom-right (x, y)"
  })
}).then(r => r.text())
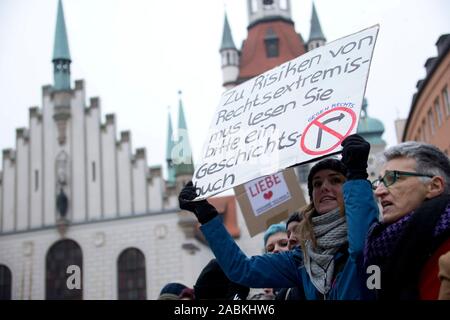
top-left (117, 248), bottom-right (147, 300)
top-left (46, 239), bottom-right (82, 300)
top-left (0, 265), bottom-right (12, 300)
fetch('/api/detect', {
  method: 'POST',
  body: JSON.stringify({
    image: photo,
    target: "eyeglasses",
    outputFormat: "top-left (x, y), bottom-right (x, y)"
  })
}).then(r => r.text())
top-left (371, 170), bottom-right (434, 190)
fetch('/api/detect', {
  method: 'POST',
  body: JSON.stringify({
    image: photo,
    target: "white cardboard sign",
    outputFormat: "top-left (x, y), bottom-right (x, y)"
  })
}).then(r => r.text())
top-left (193, 25), bottom-right (379, 199)
top-left (244, 172), bottom-right (291, 217)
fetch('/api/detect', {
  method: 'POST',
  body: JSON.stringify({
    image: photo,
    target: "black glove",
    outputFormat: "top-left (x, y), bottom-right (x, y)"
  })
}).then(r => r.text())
top-left (178, 181), bottom-right (218, 224)
top-left (341, 134), bottom-right (370, 180)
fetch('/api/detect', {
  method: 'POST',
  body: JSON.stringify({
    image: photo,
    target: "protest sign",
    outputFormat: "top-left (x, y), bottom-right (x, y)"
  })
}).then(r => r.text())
top-left (193, 25), bottom-right (379, 200)
top-left (234, 167), bottom-right (306, 237)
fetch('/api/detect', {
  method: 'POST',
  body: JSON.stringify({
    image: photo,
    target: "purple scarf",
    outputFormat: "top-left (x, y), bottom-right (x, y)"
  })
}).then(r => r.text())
top-left (364, 203), bottom-right (450, 267)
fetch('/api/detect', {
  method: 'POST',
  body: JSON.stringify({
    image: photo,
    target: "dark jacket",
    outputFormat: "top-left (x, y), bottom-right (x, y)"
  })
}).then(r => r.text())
top-left (438, 251), bottom-right (450, 300)
top-left (365, 194), bottom-right (450, 299)
top-left (275, 286), bottom-right (306, 300)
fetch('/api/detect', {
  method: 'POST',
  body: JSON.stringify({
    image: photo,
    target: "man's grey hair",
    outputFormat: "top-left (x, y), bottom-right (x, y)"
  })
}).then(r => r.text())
top-left (381, 141), bottom-right (450, 191)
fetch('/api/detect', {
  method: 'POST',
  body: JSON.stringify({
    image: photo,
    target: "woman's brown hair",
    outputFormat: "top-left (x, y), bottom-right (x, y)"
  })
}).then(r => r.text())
top-left (294, 172), bottom-right (346, 253)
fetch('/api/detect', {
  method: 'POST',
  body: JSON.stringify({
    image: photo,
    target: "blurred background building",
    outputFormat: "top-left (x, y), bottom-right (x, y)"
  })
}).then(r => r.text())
top-left (396, 34), bottom-right (450, 154)
top-left (0, 0), bottom-right (266, 300)
top-left (0, 0), bottom-right (390, 300)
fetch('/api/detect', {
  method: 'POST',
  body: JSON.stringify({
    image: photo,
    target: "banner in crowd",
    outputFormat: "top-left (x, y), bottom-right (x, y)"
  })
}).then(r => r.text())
top-left (234, 167), bottom-right (306, 237)
top-left (193, 25), bottom-right (379, 199)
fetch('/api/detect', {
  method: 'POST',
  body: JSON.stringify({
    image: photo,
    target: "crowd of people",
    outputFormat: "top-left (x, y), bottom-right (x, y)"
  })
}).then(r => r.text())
top-left (161, 134), bottom-right (450, 300)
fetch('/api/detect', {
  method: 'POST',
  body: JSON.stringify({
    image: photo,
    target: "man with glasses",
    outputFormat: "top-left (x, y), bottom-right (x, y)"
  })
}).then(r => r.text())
top-left (365, 141), bottom-right (450, 299)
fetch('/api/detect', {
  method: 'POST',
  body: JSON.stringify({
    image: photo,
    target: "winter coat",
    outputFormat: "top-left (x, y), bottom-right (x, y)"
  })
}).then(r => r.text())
top-left (365, 194), bottom-right (450, 299)
top-left (200, 180), bottom-right (379, 300)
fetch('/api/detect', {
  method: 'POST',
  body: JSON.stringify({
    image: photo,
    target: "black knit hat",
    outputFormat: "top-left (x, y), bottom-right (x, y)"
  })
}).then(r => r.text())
top-left (194, 259), bottom-right (249, 300)
top-left (307, 158), bottom-right (347, 201)
top-left (286, 211), bottom-right (301, 227)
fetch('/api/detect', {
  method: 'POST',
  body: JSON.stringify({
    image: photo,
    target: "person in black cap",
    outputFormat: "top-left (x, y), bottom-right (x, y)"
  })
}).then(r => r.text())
top-left (179, 134), bottom-right (379, 300)
top-left (194, 259), bottom-right (249, 300)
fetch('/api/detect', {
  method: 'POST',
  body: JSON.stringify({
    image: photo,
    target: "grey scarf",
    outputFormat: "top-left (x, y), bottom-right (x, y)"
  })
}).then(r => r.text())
top-left (303, 208), bottom-right (348, 295)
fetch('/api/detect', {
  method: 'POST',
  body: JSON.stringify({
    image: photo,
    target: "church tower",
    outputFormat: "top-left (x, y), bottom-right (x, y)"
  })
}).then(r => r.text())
top-left (51, 0), bottom-right (73, 234)
top-left (220, 0), bottom-right (307, 88)
top-left (218, 1), bottom-right (329, 188)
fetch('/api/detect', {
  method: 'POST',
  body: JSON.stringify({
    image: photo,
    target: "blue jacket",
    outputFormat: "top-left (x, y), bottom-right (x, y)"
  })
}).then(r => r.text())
top-left (200, 179), bottom-right (379, 300)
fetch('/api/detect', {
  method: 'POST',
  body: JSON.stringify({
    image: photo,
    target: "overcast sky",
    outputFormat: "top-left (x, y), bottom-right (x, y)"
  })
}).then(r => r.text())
top-left (0, 0), bottom-right (449, 180)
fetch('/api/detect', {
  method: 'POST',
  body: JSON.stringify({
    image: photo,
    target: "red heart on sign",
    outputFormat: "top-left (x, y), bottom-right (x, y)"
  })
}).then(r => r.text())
top-left (263, 191), bottom-right (273, 200)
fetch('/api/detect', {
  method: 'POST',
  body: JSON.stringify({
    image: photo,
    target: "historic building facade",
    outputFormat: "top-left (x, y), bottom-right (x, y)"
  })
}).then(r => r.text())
top-left (220, 0), bottom-right (326, 191)
top-left (0, 0), bottom-right (389, 300)
top-left (401, 34), bottom-right (450, 155)
top-left (219, 0), bottom-right (384, 187)
top-left (0, 0), bottom-right (263, 300)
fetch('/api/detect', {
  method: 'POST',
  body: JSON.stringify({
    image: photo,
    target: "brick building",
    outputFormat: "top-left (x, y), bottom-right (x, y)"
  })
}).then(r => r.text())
top-left (401, 34), bottom-right (450, 154)
top-left (219, 0), bottom-right (385, 187)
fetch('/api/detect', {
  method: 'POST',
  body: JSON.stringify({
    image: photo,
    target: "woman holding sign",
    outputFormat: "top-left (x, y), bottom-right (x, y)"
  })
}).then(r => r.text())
top-left (179, 134), bottom-right (378, 300)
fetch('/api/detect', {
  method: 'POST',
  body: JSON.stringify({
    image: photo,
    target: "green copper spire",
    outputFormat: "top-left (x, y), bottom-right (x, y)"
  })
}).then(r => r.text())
top-left (174, 91), bottom-right (194, 177)
top-left (308, 2), bottom-right (326, 42)
top-left (53, 0), bottom-right (71, 90)
top-left (220, 12), bottom-right (237, 51)
top-left (166, 108), bottom-right (176, 185)
top-left (53, 0), bottom-right (71, 61)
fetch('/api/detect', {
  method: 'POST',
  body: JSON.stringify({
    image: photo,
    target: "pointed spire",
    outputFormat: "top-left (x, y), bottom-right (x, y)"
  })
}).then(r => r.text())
top-left (166, 107), bottom-right (174, 161)
top-left (53, 0), bottom-right (71, 61)
top-left (308, 2), bottom-right (326, 42)
top-left (220, 12), bottom-right (237, 51)
top-left (174, 91), bottom-right (194, 177)
top-left (166, 107), bottom-right (176, 185)
top-left (52, 0), bottom-right (71, 91)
